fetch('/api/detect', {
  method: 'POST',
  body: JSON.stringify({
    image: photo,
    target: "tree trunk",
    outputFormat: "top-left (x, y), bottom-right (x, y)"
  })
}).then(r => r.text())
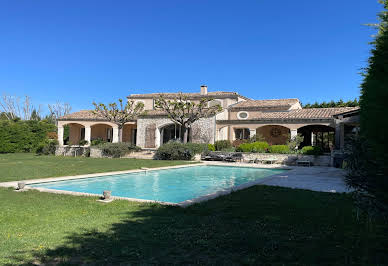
top-left (182, 126), bottom-right (188, 143)
top-left (118, 126), bottom-right (123, 143)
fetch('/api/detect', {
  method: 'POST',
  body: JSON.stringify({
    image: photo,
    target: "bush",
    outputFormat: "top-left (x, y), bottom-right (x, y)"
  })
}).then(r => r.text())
top-left (207, 144), bottom-right (215, 151)
top-left (236, 141), bottom-right (269, 153)
top-left (214, 140), bottom-right (232, 151)
top-left (232, 139), bottom-right (248, 148)
top-left (0, 120), bottom-right (56, 153)
top-left (78, 139), bottom-right (89, 146)
top-left (36, 139), bottom-right (58, 155)
top-left (268, 145), bottom-right (290, 154)
top-left (301, 146), bottom-right (323, 155)
top-left (155, 142), bottom-right (193, 160)
top-left (91, 138), bottom-right (106, 146)
top-left (155, 142), bottom-right (209, 160)
top-left (99, 142), bottom-right (141, 158)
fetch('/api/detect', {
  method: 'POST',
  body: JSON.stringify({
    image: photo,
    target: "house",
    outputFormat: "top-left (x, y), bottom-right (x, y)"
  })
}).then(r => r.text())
top-left (57, 85), bottom-right (359, 152)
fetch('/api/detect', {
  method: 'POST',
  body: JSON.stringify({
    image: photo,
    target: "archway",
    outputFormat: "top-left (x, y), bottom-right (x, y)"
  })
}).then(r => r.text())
top-left (256, 125), bottom-right (290, 145)
top-left (159, 123), bottom-right (191, 145)
top-left (91, 124), bottom-right (113, 143)
top-left (65, 123), bottom-right (85, 145)
top-left (298, 125), bottom-right (335, 152)
top-left (234, 128), bottom-right (250, 140)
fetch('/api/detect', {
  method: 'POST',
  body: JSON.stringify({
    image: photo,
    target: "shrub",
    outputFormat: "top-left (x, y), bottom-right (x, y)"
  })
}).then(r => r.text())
top-left (236, 141), bottom-right (269, 153)
top-left (36, 139), bottom-right (58, 155)
top-left (184, 143), bottom-right (209, 155)
top-left (0, 120), bottom-right (56, 153)
top-left (78, 139), bottom-right (89, 146)
top-left (214, 140), bottom-right (232, 151)
top-left (99, 142), bottom-right (141, 158)
top-left (232, 139), bottom-right (248, 147)
top-left (155, 142), bottom-right (193, 160)
top-left (91, 138), bottom-right (107, 146)
top-left (268, 145), bottom-right (290, 154)
top-left (301, 146), bottom-right (323, 155)
top-left (207, 144), bottom-right (215, 151)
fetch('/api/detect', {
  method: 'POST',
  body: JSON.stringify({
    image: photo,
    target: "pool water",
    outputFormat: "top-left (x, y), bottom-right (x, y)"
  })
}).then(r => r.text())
top-left (29, 166), bottom-right (285, 203)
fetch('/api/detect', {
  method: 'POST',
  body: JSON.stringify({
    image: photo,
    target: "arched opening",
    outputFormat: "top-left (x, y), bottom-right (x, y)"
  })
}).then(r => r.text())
top-left (65, 123), bottom-right (85, 145)
top-left (217, 126), bottom-right (228, 141)
top-left (122, 124), bottom-right (137, 144)
top-left (298, 125), bottom-right (335, 152)
top-left (91, 124), bottom-right (113, 143)
top-left (256, 125), bottom-right (290, 145)
top-left (160, 124), bottom-right (191, 145)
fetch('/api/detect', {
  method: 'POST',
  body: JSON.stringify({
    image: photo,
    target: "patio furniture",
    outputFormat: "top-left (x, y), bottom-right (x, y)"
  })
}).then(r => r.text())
top-left (296, 160), bottom-right (312, 167)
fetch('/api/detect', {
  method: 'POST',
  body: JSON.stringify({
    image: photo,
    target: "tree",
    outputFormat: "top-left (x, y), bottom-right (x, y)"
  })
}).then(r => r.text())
top-left (93, 99), bottom-right (145, 142)
top-left (48, 102), bottom-right (71, 123)
top-left (154, 93), bottom-right (222, 143)
top-left (346, 0), bottom-right (388, 218)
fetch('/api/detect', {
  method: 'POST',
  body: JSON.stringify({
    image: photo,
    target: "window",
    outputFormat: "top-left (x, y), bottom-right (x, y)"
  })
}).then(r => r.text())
top-left (234, 128), bottom-right (250, 140)
top-left (237, 111), bottom-right (249, 120)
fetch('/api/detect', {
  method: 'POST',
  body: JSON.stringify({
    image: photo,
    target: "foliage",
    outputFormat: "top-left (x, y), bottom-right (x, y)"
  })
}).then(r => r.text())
top-left (99, 142), bottom-right (141, 158)
top-left (303, 98), bottom-right (359, 108)
top-left (154, 93), bottom-right (222, 143)
top-left (90, 138), bottom-right (107, 146)
top-left (93, 99), bottom-right (145, 142)
top-left (236, 141), bottom-right (269, 153)
top-left (0, 120), bottom-right (56, 153)
top-left (287, 133), bottom-right (304, 151)
top-left (345, 0), bottom-right (388, 218)
top-left (78, 139), bottom-right (89, 146)
top-left (155, 142), bottom-right (209, 160)
top-left (36, 139), bottom-right (59, 155)
top-left (214, 140), bottom-right (232, 151)
top-left (268, 145), bottom-right (291, 154)
top-left (207, 144), bottom-right (215, 151)
top-left (301, 146), bottom-right (323, 155)
top-left (232, 139), bottom-right (248, 147)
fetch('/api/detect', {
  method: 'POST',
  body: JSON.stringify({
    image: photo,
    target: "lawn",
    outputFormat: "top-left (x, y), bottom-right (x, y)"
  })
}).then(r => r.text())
top-left (0, 153), bottom-right (195, 182)
top-left (0, 187), bottom-right (387, 265)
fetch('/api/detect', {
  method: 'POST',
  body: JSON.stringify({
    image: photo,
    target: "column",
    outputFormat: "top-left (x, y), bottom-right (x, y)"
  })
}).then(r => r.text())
top-left (155, 127), bottom-right (161, 148)
top-left (58, 127), bottom-right (64, 146)
top-left (84, 126), bottom-right (91, 145)
top-left (249, 129), bottom-right (256, 140)
top-left (112, 127), bottom-right (119, 143)
top-left (290, 129), bottom-right (297, 139)
top-left (335, 122), bottom-right (343, 150)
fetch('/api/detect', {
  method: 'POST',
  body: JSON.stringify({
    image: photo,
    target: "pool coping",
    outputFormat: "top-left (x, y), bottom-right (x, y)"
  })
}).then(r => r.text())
top-left (0, 162), bottom-right (294, 207)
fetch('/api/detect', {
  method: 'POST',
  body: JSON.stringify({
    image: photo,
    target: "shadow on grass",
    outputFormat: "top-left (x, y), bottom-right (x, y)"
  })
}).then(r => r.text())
top-left (7, 186), bottom-right (388, 265)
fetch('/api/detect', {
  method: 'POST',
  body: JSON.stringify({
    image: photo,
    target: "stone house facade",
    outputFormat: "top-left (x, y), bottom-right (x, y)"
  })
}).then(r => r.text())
top-left (57, 85), bottom-right (359, 152)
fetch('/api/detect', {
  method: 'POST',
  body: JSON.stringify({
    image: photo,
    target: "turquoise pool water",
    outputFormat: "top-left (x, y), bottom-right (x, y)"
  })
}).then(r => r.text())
top-left (29, 166), bottom-right (285, 203)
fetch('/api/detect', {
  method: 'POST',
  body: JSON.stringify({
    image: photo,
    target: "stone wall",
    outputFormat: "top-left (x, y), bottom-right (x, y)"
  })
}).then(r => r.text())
top-left (55, 146), bottom-right (90, 157)
top-left (206, 151), bottom-right (331, 166)
top-left (136, 116), bottom-right (216, 148)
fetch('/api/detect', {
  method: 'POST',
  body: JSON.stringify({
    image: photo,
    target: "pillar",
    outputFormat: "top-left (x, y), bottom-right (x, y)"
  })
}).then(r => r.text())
top-left (290, 129), bottom-right (297, 139)
top-left (112, 127), bottom-right (119, 143)
top-left (249, 129), bottom-right (256, 140)
top-left (84, 126), bottom-right (91, 145)
top-left (335, 122), bottom-right (344, 150)
top-left (58, 127), bottom-right (64, 146)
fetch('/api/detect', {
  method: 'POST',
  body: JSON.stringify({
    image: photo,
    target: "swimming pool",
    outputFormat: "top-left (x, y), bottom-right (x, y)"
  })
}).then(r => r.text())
top-left (29, 165), bottom-right (286, 205)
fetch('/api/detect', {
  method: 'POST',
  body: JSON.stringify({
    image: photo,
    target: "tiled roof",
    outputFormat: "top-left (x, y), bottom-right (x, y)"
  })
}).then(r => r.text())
top-left (128, 91), bottom-right (250, 100)
top-left (58, 110), bottom-right (106, 121)
top-left (230, 99), bottom-right (300, 109)
top-left (239, 107), bottom-right (359, 120)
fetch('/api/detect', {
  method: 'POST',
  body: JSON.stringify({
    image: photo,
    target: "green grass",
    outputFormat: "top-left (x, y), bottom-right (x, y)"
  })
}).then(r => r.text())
top-left (1, 186), bottom-right (387, 265)
top-left (0, 153), bottom-right (195, 182)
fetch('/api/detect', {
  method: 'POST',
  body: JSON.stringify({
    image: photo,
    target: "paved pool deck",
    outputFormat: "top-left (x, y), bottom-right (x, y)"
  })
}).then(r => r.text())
top-left (0, 162), bottom-right (352, 207)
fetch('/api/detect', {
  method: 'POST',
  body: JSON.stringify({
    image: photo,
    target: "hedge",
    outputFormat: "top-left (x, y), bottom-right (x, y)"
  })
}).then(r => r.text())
top-left (99, 142), bottom-right (141, 158)
top-left (300, 146), bottom-right (323, 155)
top-left (0, 120), bottom-right (56, 153)
top-left (155, 142), bottom-right (209, 160)
top-left (236, 142), bottom-right (269, 153)
top-left (268, 145), bottom-right (290, 154)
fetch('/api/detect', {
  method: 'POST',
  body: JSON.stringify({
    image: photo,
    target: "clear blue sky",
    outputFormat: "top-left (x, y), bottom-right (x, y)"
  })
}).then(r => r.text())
top-left (0, 0), bottom-right (382, 113)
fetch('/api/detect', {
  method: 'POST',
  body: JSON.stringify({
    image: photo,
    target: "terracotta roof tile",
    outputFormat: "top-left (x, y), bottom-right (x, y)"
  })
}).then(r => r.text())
top-left (58, 110), bottom-right (106, 121)
top-left (242, 107), bottom-right (359, 120)
top-left (230, 99), bottom-right (300, 109)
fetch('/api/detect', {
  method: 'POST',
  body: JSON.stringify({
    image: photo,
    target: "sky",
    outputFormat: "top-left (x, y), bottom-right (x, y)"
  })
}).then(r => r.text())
top-left (0, 0), bottom-right (382, 114)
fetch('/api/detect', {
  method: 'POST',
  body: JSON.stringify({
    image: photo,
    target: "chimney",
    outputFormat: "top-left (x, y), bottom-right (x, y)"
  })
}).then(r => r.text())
top-left (200, 85), bottom-right (208, 95)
